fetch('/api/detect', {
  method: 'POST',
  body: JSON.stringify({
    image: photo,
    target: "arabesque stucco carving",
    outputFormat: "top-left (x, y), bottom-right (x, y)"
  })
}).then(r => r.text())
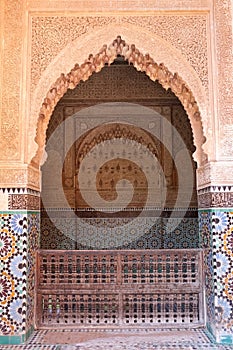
top-left (31, 15), bottom-right (208, 93)
top-left (214, 0), bottom-right (233, 158)
top-left (31, 33), bottom-right (208, 171)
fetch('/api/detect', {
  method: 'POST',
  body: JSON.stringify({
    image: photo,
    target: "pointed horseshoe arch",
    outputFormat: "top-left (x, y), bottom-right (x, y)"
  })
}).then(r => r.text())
top-left (32, 36), bottom-right (207, 167)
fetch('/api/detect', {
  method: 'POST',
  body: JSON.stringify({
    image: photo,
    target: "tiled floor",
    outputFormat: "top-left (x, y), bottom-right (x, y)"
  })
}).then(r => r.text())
top-left (1, 328), bottom-right (233, 350)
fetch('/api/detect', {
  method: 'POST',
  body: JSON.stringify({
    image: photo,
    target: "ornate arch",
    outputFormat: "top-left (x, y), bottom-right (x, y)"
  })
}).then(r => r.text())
top-left (33, 36), bottom-right (207, 167)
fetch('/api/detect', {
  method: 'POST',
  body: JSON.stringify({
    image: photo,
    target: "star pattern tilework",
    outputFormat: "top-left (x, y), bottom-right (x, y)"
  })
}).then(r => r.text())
top-left (199, 210), bottom-right (215, 329)
top-left (26, 213), bottom-right (40, 333)
top-left (0, 213), bottom-right (27, 336)
top-left (200, 209), bottom-right (233, 340)
top-left (212, 210), bottom-right (233, 337)
top-left (0, 211), bottom-right (40, 337)
top-left (40, 215), bottom-right (199, 250)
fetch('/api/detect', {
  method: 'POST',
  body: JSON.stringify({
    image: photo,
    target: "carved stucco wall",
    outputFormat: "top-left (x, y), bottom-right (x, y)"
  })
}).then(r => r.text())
top-left (213, 0), bottom-right (233, 160)
top-left (0, 0), bottom-right (232, 187)
top-left (0, 1), bottom-right (23, 161)
top-left (30, 15), bottom-right (209, 93)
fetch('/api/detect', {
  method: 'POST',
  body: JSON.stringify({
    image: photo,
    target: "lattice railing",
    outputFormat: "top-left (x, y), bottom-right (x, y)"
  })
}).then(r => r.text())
top-left (36, 249), bottom-right (204, 328)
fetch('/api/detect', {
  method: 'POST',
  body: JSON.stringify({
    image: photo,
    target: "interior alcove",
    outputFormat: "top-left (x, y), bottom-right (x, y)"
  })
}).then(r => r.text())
top-left (40, 56), bottom-right (198, 251)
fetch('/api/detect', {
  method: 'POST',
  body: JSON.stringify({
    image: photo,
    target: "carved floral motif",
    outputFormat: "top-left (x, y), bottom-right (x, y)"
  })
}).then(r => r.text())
top-left (125, 15), bottom-right (208, 91)
top-left (31, 16), bottom-right (118, 89)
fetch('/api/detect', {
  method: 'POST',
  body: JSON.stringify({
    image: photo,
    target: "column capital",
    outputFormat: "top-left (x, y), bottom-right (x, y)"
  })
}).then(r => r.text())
top-left (0, 164), bottom-right (40, 191)
top-left (197, 161), bottom-right (233, 190)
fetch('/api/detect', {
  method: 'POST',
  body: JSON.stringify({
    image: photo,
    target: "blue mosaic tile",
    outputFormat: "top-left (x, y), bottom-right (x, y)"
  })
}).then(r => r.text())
top-left (0, 211), bottom-right (39, 339)
top-left (41, 215), bottom-right (199, 250)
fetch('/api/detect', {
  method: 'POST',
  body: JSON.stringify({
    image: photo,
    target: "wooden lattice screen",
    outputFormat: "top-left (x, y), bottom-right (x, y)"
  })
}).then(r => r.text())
top-left (36, 249), bottom-right (204, 328)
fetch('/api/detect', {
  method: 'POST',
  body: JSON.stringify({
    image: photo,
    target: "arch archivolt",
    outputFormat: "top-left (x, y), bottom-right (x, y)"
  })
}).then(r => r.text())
top-left (30, 25), bottom-right (209, 169)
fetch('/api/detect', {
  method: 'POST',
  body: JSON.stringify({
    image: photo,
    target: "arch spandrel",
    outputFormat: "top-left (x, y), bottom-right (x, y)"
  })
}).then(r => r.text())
top-left (30, 24), bottom-right (209, 170)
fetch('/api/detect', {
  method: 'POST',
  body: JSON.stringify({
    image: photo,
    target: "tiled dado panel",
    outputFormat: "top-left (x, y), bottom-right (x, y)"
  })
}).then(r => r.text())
top-left (199, 209), bottom-right (215, 336)
top-left (0, 189), bottom-right (40, 345)
top-left (41, 209), bottom-right (199, 250)
top-left (199, 186), bottom-right (233, 344)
